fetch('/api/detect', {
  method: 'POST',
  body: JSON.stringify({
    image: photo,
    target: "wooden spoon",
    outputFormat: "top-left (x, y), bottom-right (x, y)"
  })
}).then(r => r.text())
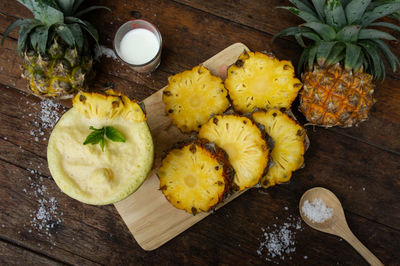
top-left (299, 187), bottom-right (383, 266)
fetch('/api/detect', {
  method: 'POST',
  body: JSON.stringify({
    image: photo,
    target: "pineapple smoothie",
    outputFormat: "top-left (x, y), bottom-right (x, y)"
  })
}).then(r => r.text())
top-left (47, 91), bottom-right (154, 205)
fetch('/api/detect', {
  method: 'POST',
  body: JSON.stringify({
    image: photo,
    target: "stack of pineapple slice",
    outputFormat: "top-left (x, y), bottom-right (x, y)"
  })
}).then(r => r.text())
top-left (198, 115), bottom-right (269, 191)
top-left (159, 50), bottom-right (307, 215)
top-left (158, 139), bottom-right (233, 215)
top-left (163, 65), bottom-right (229, 132)
top-left (225, 51), bottom-right (302, 113)
top-left (252, 110), bottom-right (306, 188)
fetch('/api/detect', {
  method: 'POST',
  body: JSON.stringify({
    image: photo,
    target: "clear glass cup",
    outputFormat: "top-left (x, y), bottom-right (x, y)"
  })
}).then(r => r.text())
top-left (114, 20), bottom-right (162, 73)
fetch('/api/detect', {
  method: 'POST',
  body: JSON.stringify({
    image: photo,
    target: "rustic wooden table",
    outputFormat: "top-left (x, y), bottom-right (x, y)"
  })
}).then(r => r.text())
top-left (1, 0), bottom-right (399, 265)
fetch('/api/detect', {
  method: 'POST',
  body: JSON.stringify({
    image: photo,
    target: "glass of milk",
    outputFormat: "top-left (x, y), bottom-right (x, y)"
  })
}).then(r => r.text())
top-left (114, 20), bottom-right (162, 73)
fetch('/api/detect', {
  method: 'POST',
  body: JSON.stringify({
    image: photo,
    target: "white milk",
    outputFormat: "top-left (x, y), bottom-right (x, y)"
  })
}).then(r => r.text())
top-left (119, 28), bottom-right (159, 65)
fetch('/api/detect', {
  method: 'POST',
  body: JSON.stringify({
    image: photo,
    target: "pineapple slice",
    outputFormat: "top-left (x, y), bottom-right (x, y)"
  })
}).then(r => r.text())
top-left (199, 115), bottom-right (269, 191)
top-left (225, 51), bottom-right (302, 113)
top-left (158, 140), bottom-right (233, 215)
top-left (47, 90), bottom-right (153, 205)
top-left (163, 65), bottom-right (230, 132)
top-left (252, 110), bottom-right (306, 188)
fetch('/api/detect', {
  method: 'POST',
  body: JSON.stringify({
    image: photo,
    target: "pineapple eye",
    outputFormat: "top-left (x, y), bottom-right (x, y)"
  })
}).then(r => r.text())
top-left (213, 117), bottom-right (219, 125)
top-left (235, 60), bottom-right (244, 67)
top-left (79, 94), bottom-right (86, 102)
top-left (112, 101), bottom-right (120, 108)
top-left (283, 64), bottom-right (292, 70)
top-left (189, 144), bottom-right (197, 153)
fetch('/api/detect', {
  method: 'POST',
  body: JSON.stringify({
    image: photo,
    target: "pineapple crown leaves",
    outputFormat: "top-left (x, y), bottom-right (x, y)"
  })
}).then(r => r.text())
top-left (273, 0), bottom-right (400, 80)
top-left (1, 0), bottom-right (110, 55)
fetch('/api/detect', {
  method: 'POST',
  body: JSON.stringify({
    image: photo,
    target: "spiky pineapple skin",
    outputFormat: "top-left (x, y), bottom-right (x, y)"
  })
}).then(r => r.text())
top-left (199, 114), bottom-right (269, 191)
top-left (252, 109), bottom-right (306, 188)
top-left (163, 65), bottom-right (229, 133)
top-left (225, 51), bottom-right (302, 113)
top-left (300, 64), bottom-right (375, 127)
top-left (21, 40), bottom-right (94, 99)
top-left (158, 139), bottom-right (233, 215)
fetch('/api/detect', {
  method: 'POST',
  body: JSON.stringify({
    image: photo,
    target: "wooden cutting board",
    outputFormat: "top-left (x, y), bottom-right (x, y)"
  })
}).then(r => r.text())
top-left (114, 43), bottom-right (249, 251)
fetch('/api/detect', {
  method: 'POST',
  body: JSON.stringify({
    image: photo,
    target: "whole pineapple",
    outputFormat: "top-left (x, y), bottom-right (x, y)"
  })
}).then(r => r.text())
top-left (1, 0), bottom-right (109, 99)
top-left (275, 0), bottom-right (400, 127)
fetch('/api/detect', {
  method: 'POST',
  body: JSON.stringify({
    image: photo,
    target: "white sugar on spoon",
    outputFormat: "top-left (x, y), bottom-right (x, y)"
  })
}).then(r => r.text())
top-left (301, 198), bottom-right (333, 223)
top-left (299, 187), bottom-right (383, 266)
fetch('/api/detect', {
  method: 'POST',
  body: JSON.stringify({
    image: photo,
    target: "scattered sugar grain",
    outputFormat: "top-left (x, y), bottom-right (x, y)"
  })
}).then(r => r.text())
top-left (257, 215), bottom-right (303, 262)
top-left (40, 100), bottom-right (63, 129)
top-left (301, 198), bottom-right (333, 223)
top-left (304, 256), bottom-right (308, 259)
top-left (27, 99), bottom-right (64, 142)
top-left (25, 170), bottom-right (63, 238)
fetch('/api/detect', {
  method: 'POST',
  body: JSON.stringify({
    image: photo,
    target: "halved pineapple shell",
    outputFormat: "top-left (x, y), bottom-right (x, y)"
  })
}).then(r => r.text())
top-left (163, 65), bottom-right (230, 132)
top-left (48, 90), bottom-right (153, 205)
top-left (252, 109), bottom-right (306, 188)
top-left (199, 114), bottom-right (269, 191)
top-left (158, 139), bottom-right (234, 215)
top-left (225, 51), bottom-right (302, 113)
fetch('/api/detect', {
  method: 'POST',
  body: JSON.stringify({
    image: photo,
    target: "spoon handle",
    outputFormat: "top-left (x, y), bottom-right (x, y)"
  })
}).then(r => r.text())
top-left (341, 230), bottom-right (383, 266)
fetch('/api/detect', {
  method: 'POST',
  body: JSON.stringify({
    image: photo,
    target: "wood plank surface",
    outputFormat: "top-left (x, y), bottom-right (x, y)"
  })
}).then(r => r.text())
top-left (0, 240), bottom-right (63, 265)
top-left (0, 0), bottom-right (399, 264)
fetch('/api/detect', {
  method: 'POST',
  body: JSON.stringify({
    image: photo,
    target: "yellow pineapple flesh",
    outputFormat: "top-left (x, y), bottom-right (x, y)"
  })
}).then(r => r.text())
top-left (73, 90), bottom-right (145, 122)
top-left (199, 114), bottom-right (269, 191)
top-left (224, 51), bottom-right (302, 113)
top-left (163, 65), bottom-right (230, 132)
top-left (158, 140), bottom-right (233, 215)
top-left (252, 109), bottom-right (306, 188)
top-left (300, 64), bottom-right (375, 127)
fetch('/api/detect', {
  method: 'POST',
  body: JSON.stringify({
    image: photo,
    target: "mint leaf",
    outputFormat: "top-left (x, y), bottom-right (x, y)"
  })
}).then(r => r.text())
top-left (83, 126), bottom-right (126, 151)
top-left (105, 126), bottom-right (126, 142)
top-left (89, 126), bottom-right (102, 131)
top-left (99, 138), bottom-right (105, 151)
top-left (83, 127), bottom-right (104, 145)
